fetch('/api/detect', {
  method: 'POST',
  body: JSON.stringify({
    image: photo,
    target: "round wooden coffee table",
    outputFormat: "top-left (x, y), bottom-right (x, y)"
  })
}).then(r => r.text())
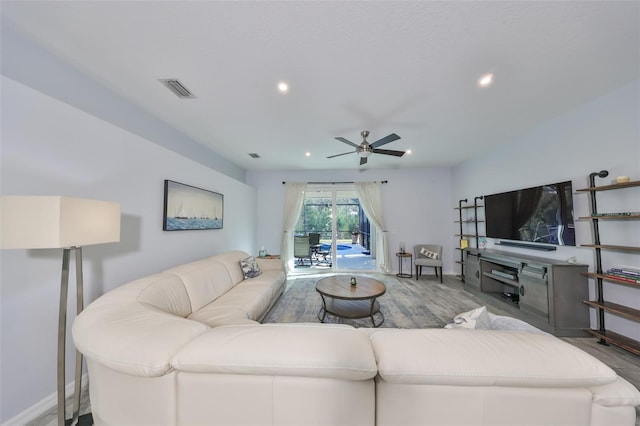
top-left (315, 275), bottom-right (386, 327)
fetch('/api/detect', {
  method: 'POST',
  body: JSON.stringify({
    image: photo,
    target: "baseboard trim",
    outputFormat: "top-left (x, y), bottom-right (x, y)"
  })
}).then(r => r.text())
top-left (1, 374), bottom-right (88, 426)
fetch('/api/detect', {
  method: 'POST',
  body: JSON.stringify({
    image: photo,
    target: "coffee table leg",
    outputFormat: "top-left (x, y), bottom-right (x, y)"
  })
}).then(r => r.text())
top-left (317, 294), bottom-right (327, 323)
top-left (370, 298), bottom-right (384, 327)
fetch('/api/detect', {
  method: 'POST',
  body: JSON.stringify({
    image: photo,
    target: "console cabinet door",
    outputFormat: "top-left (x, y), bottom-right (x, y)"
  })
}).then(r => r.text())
top-left (465, 253), bottom-right (481, 289)
top-left (519, 273), bottom-right (549, 317)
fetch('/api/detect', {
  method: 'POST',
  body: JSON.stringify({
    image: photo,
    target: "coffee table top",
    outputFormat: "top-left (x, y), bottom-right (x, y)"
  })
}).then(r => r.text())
top-left (316, 275), bottom-right (386, 300)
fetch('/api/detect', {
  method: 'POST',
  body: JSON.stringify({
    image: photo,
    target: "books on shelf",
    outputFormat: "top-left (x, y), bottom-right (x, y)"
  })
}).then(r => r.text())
top-left (605, 267), bottom-right (640, 283)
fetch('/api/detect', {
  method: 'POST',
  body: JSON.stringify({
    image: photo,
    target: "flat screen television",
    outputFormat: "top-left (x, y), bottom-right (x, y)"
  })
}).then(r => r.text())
top-left (484, 181), bottom-right (575, 246)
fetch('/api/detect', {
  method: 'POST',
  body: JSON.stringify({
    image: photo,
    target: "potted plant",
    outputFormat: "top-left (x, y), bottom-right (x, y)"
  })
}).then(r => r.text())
top-left (351, 229), bottom-right (360, 244)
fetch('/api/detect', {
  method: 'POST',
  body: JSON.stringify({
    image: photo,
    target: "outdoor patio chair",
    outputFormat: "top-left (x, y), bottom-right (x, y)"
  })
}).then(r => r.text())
top-left (316, 243), bottom-right (332, 267)
top-left (294, 235), bottom-right (312, 266)
top-left (308, 232), bottom-right (321, 262)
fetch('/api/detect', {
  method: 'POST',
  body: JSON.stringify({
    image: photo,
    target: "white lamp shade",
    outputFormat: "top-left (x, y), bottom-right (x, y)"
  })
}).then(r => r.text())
top-left (1, 196), bottom-right (121, 249)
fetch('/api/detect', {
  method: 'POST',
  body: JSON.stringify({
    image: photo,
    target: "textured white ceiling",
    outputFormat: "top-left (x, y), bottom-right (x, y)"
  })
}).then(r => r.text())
top-left (2, 1), bottom-right (639, 171)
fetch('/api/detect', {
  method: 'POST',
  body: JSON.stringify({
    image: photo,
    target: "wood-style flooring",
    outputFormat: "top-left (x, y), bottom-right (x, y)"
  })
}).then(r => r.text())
top-left (31, 273), bottom-right (639, 426)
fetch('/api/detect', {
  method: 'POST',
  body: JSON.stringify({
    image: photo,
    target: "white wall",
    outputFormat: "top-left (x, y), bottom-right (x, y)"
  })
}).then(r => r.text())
top-left (1, 21), bottom-right (246, 183)
top-left (0, 76), bottom-right (257, 422)
top-left (246, 167), bottom-right (454, 275)
top-left (452, 80), bottom-right (640, 341)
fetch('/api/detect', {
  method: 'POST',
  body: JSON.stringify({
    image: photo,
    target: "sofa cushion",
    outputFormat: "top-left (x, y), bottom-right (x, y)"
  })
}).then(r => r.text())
top-left (73, 302), bottom-right (208, 377)
top-left (136, 273), bottom-right (192, 317)
top-left (172, 323), bottom-right (378, 381)
top-left (188, 304), bottom-right (252, 326)
top-left (242, 269), bottom-right (286, 300)
top-left (213, 280), bottom-right (277, 320)
top-left (371, 329), bottom-right (617, 388)
top-left (210, 250), bottom-right (252, 286)
top-left (165, 259), bottom-right (234, 312)
top-left (240, 255), bottom-right (262, 279)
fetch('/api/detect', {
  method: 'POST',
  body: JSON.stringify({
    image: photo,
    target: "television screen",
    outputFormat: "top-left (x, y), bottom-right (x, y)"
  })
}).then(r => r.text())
top-left (484, 181), bottom-right (575, 246)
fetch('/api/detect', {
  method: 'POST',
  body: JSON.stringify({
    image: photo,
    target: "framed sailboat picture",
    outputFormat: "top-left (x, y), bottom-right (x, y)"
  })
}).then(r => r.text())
top-left (163, 180), bottom-right (223, 231)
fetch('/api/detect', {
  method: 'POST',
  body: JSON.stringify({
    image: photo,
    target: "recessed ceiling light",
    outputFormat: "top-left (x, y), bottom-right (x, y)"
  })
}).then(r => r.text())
top-left (305, 152), bottom-right (311, 157)
top-left (278, 82), bottom-right (289, 93)
top-left (405, 150), bottom-right (412, 155)
top-left (478, 73), bottom-right (493, 87)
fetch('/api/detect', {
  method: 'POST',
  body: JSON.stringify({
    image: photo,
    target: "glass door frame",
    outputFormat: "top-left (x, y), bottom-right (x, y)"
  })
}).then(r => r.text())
top-left (299, 184), bottom-right (373, 271)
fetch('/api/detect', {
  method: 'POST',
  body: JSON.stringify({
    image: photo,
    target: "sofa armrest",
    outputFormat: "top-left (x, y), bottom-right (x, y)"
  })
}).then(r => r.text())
top-left (590, 376), bottom-right (640, 407)
top-left (172, 323), bottom-right (378, 381)
top-left (256, 257), bottom-right (285, 272)
top-left (73, 302), bottom-right (208, 377)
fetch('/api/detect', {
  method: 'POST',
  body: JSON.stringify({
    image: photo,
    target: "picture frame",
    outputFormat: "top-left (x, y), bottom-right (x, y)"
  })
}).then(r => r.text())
top-left (163, 180), bottom-right (223, 231)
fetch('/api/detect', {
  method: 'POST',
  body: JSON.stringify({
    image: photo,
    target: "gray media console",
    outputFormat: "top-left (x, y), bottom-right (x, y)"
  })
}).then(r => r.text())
top-left (464, 248), bottom-right (589, 336)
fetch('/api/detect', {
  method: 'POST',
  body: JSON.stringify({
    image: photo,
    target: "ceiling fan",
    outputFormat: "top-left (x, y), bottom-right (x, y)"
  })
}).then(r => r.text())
top-left (327, 130), bottom-right (405, 165)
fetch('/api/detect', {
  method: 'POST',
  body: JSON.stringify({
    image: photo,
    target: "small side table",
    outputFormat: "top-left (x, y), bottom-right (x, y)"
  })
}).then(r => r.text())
top-left (396, 252), bottom-right (412, 278)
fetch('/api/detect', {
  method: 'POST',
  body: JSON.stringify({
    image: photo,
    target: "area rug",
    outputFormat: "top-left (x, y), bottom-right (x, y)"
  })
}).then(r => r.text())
top-left (262, 273), bottom-right (446, 329)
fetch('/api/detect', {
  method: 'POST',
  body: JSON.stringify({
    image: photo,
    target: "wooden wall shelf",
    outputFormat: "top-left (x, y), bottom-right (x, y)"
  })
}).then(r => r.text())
top-left (582, 272), bottom-right (640, 288)
top-left (454, 197), bottom-right (484, 282)
top-left (585, 329), bottom-right (640, 357)
top-left (576, 180), bottom-right (640, 192)
top-left (579, 171), bottom-right (640, 357)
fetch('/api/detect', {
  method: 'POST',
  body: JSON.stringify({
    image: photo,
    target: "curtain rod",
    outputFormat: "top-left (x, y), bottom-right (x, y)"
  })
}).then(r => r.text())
top-left (282, 180), bottom-right (387, 185)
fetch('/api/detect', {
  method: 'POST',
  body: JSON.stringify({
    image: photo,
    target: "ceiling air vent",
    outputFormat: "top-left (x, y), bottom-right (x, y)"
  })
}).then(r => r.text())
top-left (249, 153), bottom-right (261, 159)
top-left (159, 79), bottom-right (196, 99)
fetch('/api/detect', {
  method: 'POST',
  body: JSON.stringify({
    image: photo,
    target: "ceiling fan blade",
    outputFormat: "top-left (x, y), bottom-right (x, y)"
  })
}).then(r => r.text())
top-left (327, 151), bottom-right (355, 159)
top-left (372, 148), bottom-right (406, 157)
top-left (360, 156), bottom-right (368, 166)
top-left (334, 137), bottom-right (360, 148)
top-left (370, 133), bottom-right (400, 148)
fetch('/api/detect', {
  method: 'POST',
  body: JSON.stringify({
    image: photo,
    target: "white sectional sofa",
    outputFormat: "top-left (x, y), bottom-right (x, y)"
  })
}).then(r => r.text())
top-left (73, 250), bottom-right (640, 426)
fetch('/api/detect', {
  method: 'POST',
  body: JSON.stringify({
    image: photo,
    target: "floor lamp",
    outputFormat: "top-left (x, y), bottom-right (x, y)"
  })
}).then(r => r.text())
top-left (1, 196), bottom-right (120, 426)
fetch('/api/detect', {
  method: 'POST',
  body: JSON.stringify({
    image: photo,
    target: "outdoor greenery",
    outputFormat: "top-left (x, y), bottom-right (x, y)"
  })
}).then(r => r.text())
top-left (295, 197), bottom-right (360, 240)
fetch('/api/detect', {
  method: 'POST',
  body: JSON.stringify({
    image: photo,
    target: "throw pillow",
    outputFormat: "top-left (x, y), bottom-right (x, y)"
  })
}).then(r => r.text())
top-left (420, 247), bottom-right (439, 259)
top-left (444, 306), bottom-right (491, 330)
top-left (240, 256), bottom-right (262, 279)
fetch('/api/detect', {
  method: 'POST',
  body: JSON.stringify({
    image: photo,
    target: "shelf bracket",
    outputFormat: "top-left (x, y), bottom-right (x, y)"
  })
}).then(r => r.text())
top-left (588, 170), bottom-right (610, 346)
top-left (458, 198), bottom-right (468, 281)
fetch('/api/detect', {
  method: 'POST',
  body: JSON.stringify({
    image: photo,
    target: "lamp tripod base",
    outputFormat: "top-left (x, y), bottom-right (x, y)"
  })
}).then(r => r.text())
top-left (59, 248), bottom-right (93, 426)
top-left (65, 413), bottom-right (93, 426)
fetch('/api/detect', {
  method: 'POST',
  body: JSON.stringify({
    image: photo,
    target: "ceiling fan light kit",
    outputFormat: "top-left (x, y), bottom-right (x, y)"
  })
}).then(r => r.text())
top-left (328, 130), bottom-right (405, 165)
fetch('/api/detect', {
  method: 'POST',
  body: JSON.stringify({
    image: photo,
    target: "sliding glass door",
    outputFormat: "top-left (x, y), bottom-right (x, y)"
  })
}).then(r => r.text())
top-left (295, 185), bottom-right (374, 271)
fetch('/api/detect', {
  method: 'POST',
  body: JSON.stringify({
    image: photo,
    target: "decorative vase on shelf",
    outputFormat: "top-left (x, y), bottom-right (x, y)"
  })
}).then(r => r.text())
top-left (478, 237), bottom-right (487, 249)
